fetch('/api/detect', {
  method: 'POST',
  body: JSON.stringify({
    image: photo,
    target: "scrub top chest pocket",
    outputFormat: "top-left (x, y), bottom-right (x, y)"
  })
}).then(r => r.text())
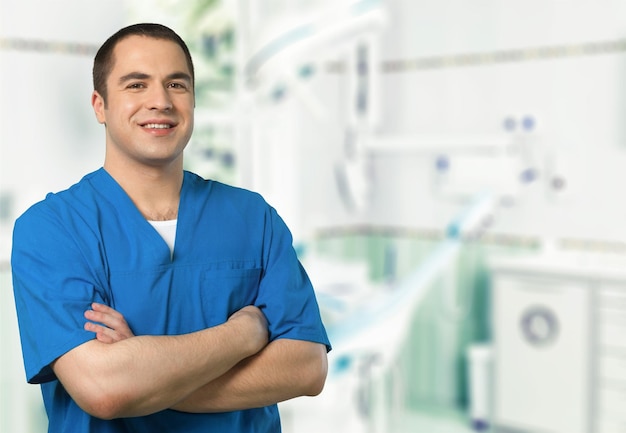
top-left (201, 266), bottom-right (263, 319)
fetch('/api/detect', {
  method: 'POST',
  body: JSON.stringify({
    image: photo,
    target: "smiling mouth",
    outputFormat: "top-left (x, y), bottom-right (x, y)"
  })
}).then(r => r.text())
top-left (142, 123), bottom-right (173, 129)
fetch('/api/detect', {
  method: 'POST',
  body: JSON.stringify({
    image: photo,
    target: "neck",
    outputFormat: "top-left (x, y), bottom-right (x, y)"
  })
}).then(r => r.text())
top-left (104, 159), bottom-right (183, 221)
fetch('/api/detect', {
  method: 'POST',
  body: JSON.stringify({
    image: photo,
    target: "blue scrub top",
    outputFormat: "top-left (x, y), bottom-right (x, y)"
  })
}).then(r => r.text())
top-left (11, 168), bottom-right (331, 433)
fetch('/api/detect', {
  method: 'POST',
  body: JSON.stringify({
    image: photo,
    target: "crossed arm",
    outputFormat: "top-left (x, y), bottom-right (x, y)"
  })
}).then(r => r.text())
top-left (52, 303), bottom-right (328, 420)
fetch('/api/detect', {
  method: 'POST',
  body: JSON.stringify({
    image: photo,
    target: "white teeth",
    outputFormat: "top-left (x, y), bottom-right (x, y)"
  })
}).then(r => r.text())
top-left (144, 123), bottom-right (171, 129)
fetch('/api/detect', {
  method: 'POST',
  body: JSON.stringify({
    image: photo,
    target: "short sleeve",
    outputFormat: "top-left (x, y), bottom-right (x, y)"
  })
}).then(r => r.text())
top-left (254, 206), bottom-right (331, 352)
top-left (11, 203), bottom-right (107, 383)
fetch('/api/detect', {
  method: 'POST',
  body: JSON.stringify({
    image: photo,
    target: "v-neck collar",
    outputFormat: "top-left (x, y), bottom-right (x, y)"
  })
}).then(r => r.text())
top-left (90, 168), bottom-right (186, 263)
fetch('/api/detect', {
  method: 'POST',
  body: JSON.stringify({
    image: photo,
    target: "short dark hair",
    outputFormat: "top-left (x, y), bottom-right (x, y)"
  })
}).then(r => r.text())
top-left (93, 23), bottom-right (195, 103)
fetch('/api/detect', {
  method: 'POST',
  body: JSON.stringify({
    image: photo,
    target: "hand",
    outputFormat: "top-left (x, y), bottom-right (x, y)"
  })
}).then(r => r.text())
top-left (227, 306), bottom-right (269, 356)
top-left (84, 303), bottom-right (135, 343)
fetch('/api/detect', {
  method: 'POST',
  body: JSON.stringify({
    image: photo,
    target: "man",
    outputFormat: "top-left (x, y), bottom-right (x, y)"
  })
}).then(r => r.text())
top-left (11, 23), bottom-right (331, 432)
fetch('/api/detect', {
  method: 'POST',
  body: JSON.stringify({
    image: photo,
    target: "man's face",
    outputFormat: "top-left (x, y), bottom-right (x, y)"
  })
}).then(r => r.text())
top-left (92, 35), bottom-right (195, 170)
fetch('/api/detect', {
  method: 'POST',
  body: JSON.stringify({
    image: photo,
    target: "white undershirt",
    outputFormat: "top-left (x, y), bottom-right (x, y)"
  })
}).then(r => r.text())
top-left (148, 219), bottom-right (177, 257)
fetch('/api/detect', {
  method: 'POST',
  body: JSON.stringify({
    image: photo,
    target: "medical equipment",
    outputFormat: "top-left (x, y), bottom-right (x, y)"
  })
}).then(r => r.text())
top-left (490, 252), bottom-right (626, 433)
top-left (281, 192), bottom-right (496, 433)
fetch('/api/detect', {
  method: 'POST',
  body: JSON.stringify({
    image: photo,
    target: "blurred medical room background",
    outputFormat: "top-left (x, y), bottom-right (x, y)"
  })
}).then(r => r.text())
top-left (2, 0), bottom-right (626, 432)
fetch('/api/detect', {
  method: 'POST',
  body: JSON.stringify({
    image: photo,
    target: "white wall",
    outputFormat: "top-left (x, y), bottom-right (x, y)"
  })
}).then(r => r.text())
top-left (0, 1), bottom-right (131, 263)
top-left (370, 0), bottom-right (626, 242)
top-left (253, 0), bottom-right (626, 244)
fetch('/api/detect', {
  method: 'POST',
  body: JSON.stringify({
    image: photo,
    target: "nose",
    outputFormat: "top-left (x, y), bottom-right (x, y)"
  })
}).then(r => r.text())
top-left (147, 85), bottom-right (173, 111)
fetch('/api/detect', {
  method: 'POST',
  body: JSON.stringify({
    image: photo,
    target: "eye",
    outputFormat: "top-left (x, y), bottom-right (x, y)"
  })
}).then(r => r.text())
top-left (127, 82), bottom-right (145, 89)
top-left (168, 82), bottom-right (188, 90)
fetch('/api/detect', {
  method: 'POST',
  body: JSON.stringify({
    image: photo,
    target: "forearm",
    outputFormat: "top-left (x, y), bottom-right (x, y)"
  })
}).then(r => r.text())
top-left (53, 308), bottom-right (267, 419)
top-left (171, 339), bottom-right (328, 413)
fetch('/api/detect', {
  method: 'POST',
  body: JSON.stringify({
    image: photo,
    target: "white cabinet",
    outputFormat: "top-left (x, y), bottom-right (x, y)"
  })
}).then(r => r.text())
top-left (492, 272), bottom-right (591, 433)
top-left (490, 255), bottom-right (626, 433)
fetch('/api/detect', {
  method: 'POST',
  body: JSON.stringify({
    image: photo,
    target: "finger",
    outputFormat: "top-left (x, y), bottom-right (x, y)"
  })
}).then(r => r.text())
top-left (85, 308), bottom-right (123, 329)
top-left (84, 307), bottom-right (134, 338)
top-left (95, 331), bottom-right (116, 344)
top-left (91, 302), bottom-right (121, 314)
top-left (90, 303), bottom-right (125, 321)
top-left (84, 321), bottom-right (127, 343)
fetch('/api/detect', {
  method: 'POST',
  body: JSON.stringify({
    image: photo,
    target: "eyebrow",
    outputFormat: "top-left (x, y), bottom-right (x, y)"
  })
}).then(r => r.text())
top-left (118, 71), bottom-right (193, 85)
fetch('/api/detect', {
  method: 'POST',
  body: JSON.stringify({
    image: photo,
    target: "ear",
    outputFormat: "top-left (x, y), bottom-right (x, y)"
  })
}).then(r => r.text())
top-left (91, 91), bottom-right (106, 124)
